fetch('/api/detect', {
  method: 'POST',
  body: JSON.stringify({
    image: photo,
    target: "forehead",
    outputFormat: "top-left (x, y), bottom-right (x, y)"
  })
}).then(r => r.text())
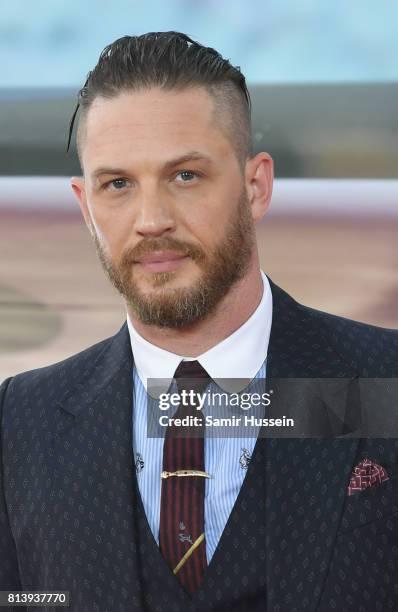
top-left (80, 86), bottom-right (233, 170)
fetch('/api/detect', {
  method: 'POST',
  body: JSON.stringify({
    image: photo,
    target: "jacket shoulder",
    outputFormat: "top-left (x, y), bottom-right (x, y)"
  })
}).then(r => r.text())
top-left (0, 331), bottom-right (116, 394)
top-left (300, 302), bottom-right (398, 376)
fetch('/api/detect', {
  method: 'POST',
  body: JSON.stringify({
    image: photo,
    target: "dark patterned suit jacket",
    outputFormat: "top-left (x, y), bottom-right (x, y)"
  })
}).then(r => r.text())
top-left (1, 278), bottom-right (397, 612)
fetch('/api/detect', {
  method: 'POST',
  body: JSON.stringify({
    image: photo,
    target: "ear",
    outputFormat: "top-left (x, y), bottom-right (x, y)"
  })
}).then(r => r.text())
top-left (70, 176), bottom-right (93, 235)
top-left (245, 152), bottom-right (274, 222)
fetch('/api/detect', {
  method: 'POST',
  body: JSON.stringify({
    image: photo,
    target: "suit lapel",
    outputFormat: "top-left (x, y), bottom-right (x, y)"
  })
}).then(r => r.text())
top-left (249, 279), bottom-right (362, 610)
top-left (49, 323), bottom-right (194, 609)
top-left (46, 324), bottom-right (149, 606)
top-left (198, 279), bottom-right (363, 610)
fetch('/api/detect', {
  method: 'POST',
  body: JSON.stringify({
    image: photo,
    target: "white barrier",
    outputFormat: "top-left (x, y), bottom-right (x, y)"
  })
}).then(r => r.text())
top-left (0, 177), bottom-right (397, 217)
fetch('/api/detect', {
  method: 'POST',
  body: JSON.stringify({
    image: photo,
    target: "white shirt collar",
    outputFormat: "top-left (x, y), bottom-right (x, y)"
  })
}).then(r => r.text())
top-left (126, 271), bottom-right (272, 394)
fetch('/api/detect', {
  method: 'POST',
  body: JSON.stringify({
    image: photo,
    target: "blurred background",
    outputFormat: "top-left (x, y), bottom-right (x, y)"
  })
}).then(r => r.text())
top-left (1, 0), bottom-right (397, 379)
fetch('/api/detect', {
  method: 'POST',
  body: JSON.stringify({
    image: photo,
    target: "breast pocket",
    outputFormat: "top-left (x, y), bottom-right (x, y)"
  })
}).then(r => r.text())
top-left (338, 463), bottom-right (398, 534)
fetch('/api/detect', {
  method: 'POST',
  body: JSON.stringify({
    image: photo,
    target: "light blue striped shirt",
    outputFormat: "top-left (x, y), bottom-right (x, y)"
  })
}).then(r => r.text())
top-left (132, 363), bottom-right (267, 563)
top-left (128, 271), bottom-right (272, 563)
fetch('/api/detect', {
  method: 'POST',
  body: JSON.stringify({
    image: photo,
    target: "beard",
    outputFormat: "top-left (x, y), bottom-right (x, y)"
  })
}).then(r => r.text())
top-left (91, 188), bottom-right (256, 328)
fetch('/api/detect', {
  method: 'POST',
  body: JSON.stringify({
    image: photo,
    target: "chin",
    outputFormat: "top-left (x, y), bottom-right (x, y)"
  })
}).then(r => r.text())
top-left (136, 264), bottom-right (200, 290)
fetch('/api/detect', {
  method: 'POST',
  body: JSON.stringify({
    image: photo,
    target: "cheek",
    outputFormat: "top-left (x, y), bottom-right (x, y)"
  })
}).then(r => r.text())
top-left (88, 196), bottom-right (133, 249)
top-left (179, 187), bottom-right (235, 235)
top-left (195, 190), bottom-right (240, 238)
top-left (180, 207), bottom-right (221, 249)
top-left (92, 212), bottom-right (133, 259)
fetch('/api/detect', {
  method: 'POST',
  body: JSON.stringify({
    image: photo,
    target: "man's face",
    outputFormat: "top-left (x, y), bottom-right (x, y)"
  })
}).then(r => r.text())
top-left (72, 86), bottom-right (266, 328)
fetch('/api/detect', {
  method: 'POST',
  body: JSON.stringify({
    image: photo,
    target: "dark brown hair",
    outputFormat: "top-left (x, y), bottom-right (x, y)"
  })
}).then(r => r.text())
top-left (67, 31), bottom-right (252, 165)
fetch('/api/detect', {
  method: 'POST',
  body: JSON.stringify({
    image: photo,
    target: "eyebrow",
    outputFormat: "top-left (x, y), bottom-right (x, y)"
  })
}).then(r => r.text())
top-left (91, 151), bottom-right (213, 180)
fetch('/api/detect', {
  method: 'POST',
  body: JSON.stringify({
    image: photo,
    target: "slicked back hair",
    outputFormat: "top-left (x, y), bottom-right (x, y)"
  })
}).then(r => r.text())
top-left (67, 31), bottom-right (252, 168)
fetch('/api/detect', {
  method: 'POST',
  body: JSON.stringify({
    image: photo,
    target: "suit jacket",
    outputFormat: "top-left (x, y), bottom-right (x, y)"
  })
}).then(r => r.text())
top-left (1, 278), bottom-right (397, 612)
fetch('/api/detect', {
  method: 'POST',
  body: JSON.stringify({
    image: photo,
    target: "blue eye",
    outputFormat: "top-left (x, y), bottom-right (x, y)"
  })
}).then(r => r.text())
top-left (176, 171), bottom-right (197, 182)
top-left (110, 178), bottom-right (128, 189)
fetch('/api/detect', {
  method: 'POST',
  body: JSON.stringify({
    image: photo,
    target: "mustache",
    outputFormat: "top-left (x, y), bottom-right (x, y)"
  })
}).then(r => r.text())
top-left (122, 236), bottom-right (206, 264)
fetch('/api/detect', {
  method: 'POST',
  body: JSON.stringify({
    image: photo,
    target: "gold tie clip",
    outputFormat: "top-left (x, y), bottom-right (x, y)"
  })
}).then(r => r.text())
top-left (161, 470), bottom-right (212, 479)
top-left (173, 532), bottom-right (205, 575)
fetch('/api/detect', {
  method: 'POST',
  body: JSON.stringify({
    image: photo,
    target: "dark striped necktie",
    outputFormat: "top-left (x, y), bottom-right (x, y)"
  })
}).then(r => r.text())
top-left (159, 360), bottom-right (211, 596)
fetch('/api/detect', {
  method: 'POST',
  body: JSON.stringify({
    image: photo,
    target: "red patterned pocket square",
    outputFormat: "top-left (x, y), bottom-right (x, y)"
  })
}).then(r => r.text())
top-left (347, 458), bottom-right (389, 496)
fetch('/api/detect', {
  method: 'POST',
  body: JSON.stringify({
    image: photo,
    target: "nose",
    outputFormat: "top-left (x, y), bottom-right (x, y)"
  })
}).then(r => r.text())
top-left (134, 185), bottom-right (176, 238)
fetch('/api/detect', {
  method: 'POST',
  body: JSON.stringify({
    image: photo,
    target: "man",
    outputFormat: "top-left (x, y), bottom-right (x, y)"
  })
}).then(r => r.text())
top-left (1, 31), bottom-right (397, 612)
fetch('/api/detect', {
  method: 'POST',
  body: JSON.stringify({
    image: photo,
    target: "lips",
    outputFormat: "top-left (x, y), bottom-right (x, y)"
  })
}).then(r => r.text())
top-left (135, 250), bottom-right (189, 273)
top-left (136, 250), bottom-right (187, 264)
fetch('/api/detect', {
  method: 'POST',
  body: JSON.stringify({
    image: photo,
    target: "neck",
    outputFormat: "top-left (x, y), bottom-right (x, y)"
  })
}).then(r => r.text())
top-left (127, 256), bottom-right (264, 357)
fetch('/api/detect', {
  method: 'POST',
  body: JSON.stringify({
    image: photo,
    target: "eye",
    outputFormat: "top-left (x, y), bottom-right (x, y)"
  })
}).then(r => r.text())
top-left (175, 170), bottom-right (199, 183)
top-left (104, 178), bottom-right (130, 191)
